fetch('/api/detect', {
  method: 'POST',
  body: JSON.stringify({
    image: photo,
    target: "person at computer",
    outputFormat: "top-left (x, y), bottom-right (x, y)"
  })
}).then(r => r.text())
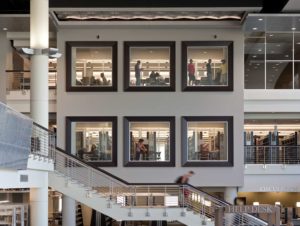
top-left (100, 73), bottom-right (109, 85)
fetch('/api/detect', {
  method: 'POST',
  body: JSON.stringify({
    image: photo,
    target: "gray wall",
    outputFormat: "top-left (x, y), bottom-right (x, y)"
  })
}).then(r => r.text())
top-left (56, 28), bottom-right (244, 186)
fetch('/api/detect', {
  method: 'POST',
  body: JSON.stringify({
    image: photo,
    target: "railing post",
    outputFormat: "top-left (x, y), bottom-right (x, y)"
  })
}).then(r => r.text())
top-left (264, 147), bottom-right (266, 165)
top-left (163, 186), bottom-right (167, 217)
top-left (145, 186), bottom-right (150, 216)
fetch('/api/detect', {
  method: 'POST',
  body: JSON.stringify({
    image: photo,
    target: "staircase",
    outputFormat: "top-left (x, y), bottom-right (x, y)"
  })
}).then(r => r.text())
top-left (0, 102), bottom-right (268, 226)
top-left (49, 148), bottom-right (267, 226)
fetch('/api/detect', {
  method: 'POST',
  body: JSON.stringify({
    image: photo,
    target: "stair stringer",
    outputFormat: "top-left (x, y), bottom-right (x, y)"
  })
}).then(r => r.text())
top-left (49, 172), bottom-right (214, 226)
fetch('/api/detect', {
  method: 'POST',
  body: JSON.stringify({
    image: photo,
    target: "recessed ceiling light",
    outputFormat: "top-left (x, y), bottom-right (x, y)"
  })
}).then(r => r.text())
top-left (2, 28), bottom-right (7, 31)
top-left (252, 55), bottom-right (257, 58)
top-left (252, 27), bottom-right (258, 30)
top-left (254, 66), bottom-right (258, 69)
top-left (285, 55), bottom-right (289, 57)
top-left (258, 18), bottom-right (263, 21)
top-left (296, 42), bottom-right (300, 45)
top-left (276, 44), bottom-right (281, 47)
top-left (256, 64), bottom-right (260, 66)
top-left (258, 49), bottom-right (262, 52)
top-left (292, 27), bottom-right (296, 31)
top-left (269, 34), bottom-right (274, 37)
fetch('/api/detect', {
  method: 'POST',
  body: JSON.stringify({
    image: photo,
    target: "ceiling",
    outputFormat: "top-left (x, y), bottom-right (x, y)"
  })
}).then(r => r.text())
top-left (0, 0), bottom-right (291, 32)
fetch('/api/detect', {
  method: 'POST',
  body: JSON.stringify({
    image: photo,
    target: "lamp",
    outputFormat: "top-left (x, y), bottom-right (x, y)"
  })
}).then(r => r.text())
top-left (18, 47), bottom-right (62, 59)
top-left (275, 202), bottom-right (281, 206)
top-left (253, 202), bottom-right (259, 206)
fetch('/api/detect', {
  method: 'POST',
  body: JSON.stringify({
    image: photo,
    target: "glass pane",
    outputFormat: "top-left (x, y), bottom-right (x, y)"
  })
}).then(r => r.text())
top-left (266, 62), bottom-right (293, 89)
top-left (294, 33), bottom-right (300, 61)
top-left (74, 121), bottom-right (113, 162)
top-left (186, 46), bottom-right (228, 86)
top-left (294, 62), bottom-right (300, 89)
top-left (187, 122), bottom-right (228, 161)
top-left (129, 47), bottom-right (170, 87)
top-left (244, 37), bottom-right (265, 89)
top-left (72, 47), bottom-right (113, 87)
top-left (129, 122), bottom-right (170, 161)
top-left (266, 33), bottom-right (293, 61)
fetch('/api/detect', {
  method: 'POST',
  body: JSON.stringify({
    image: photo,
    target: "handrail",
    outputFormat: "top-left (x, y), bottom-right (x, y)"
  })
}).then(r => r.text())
top-left (245, 145), bottom-right (300, 165)
top-left (53, 147), bottom-right (267, 226)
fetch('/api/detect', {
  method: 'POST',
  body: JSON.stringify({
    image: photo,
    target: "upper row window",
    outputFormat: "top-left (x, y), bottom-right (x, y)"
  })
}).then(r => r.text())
top-left (66, 41), bottom-right (233, 92)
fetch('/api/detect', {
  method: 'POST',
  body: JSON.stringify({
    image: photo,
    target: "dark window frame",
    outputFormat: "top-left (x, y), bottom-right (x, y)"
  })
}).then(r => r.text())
top-left (124, 41), bottom-right (176, 92)
top-left (66, 41), bottom-right (118, 92)
top-left (66, 116), bottom-right (118, 167)
top-left (124, 116), bottom-right (175, 167)
top-left (181, 116), bottom-right (234, 167)
top-left (182, 41), bottom-right (234, 91)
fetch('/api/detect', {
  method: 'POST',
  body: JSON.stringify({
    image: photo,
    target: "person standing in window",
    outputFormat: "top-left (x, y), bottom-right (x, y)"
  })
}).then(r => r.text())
top-left (187, 59), bottom-right (196, 86)
top-left (220, 59), bottom-right (227, 85)
top-left (135, 60), bottom-right (142, 86)
top-left (206, 59), bottom-right (212, 84)
top-left (135, 138), bottom-right (147, 160)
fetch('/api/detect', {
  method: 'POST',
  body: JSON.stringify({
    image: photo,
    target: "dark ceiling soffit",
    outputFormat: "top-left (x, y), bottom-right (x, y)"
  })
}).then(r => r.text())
top-left (49, 0), bottom-right (263, 8)
top-left (0, 0), bottom-right (29, 14)
top-left (260, 0), bottom-right (289, 13)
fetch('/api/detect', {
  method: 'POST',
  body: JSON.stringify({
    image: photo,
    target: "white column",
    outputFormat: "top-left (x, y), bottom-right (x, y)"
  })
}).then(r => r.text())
top-left (62, 196), bottom-right (76, 226)
top-left (29, 1), bottom-right (49, 226)
top-left (30, 174), bottom-right (48, 226)
top-left (30, 0), bottom-right (49, 128)
top-left (224, 187), bottom-right (237, 204)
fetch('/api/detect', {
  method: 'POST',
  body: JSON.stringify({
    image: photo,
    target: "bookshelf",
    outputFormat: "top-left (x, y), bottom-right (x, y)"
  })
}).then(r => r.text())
top-left (0, 204), bottom-right (28, 226)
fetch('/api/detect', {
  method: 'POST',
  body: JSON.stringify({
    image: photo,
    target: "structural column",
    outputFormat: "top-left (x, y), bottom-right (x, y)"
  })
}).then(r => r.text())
top-left (29, 0), bottom-right (49, 226)
top-left (62, 195), bottom-right (76, 226)
top-left (224, 187), bottom-right (237, 204)
top-left (30, 174), bottom-right (49, 226)
top-left (30, 0), bottom-right (49, 127)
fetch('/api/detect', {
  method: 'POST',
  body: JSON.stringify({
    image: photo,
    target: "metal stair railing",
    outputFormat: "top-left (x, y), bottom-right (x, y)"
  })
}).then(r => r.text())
top-left (54, 148), bottom-right (267, 226)
top-left (30, 122), bottom-right (56, 162)
top-left (245, 145), bottom-right (300, 165)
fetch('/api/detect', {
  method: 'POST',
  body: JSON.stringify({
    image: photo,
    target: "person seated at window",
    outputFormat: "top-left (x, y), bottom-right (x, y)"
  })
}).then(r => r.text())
top-left (149, 71), bottom-right (157, 84)
top-left (135, 138), bottom-right (147, 160)
top-left (100, 73), bottom-right (110, 85)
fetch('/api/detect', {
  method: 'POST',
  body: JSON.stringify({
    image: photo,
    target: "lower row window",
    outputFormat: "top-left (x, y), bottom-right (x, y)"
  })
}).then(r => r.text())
top-left (66, 116), bottom-right (233, 167)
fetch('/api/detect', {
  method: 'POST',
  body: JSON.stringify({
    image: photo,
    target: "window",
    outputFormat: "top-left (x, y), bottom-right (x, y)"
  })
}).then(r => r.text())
top-left (182, 41), bottom-right (233, 91)
top-left (66, 41), bottom-right (117, 91)
top-left (181, 116), bottom-right (233, 166)
top-left (245, 32), bottom-right (300, 89)
top-left (66, 116), bottom-right (117, 167)
top-left (124, 41), bottom-right (175, 91)
top-left (124, 116), bottom-right (175, 167)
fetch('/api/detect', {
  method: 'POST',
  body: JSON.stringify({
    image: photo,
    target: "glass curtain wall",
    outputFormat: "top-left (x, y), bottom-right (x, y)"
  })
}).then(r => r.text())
top-left (245, 32), bottom-right (300, 89)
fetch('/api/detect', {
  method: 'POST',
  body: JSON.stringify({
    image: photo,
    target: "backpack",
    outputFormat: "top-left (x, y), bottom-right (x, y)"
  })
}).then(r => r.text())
top-left (175, 176), bottom-right (183, 184)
